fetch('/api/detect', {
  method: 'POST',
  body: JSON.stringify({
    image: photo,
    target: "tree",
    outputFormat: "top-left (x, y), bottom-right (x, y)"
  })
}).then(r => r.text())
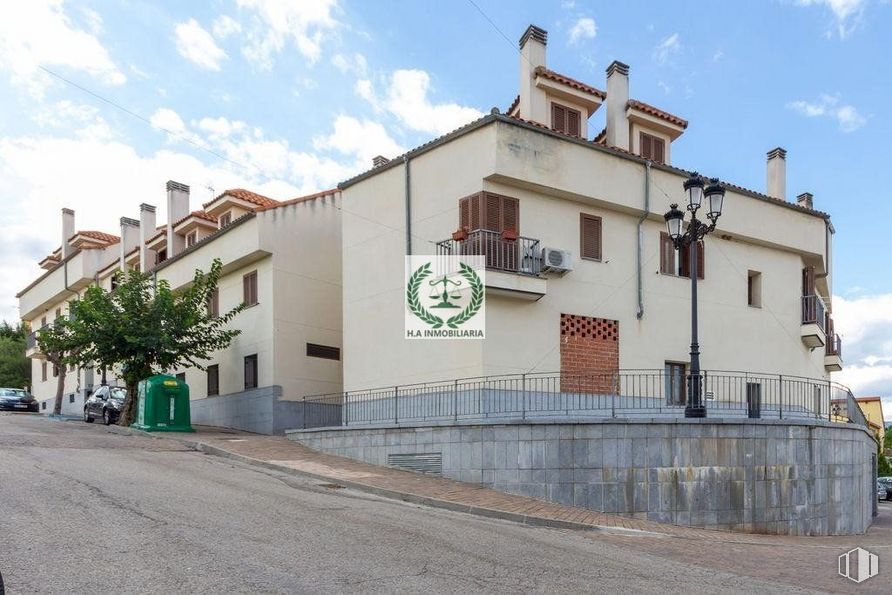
top-left (0, 321), bottom-right (30, 389)
top-left (37, 259), bottom-right (244, 424)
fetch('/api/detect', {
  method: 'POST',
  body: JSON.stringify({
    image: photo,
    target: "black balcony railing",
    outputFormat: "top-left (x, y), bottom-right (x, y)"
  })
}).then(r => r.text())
top-left (826, 333), bottom-right (842, 358)
top-left (25, 331), bottom-right (37, 350)
top-left (436, 229), bottom-right (541, 276)
top-left (298, 370), bottom-right (865, 430)
top-left (801, 294), bottom-right (826, 331)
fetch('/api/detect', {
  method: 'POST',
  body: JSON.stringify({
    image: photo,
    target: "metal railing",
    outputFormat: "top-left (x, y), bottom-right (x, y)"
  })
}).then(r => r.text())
top-left (801, 294), bottom-right (827, 331)
top-left (826, 332), bottom-right (842, 358)
top-left (25, 331), bottom-right (37, 350)
top-left (436, 229), bottom-right (541, 276)
top-left (299, 370), bottom-right (867, 430)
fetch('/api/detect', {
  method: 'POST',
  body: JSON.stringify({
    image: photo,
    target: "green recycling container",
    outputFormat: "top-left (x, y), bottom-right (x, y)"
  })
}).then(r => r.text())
top-left (131, 374), bottom-right (195, 432)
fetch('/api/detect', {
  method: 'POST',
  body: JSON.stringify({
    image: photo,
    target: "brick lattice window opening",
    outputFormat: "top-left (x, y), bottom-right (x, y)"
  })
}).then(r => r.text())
top-left (559, 314), bottom-right (619, 394)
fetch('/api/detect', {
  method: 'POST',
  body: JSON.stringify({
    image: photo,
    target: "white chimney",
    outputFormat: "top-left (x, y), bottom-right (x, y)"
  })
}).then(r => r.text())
top-left (796, 192), bottom-right (813, 210)
top-left (767, 147), bottom-right (786, 201)
top-left (165, 180), bottom-right (190, 258)
top-left (139, 203), bottom-right (157, 271)
top-left (605, 61), bottom-right (630, 151)
top-left (119, 217), bottom-right (140, 270)
top-left (518, 24), bottom-right (548, 124)
top-left (61, 208), bottom-right (75, 258)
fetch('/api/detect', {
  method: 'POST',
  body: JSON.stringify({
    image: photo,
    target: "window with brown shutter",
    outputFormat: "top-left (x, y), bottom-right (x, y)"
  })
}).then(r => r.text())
top-left (660, 233), bottom-right (704, 279)
top-left (41, 362), bottom-right (47, 382)
top-left (457, 192), bottom-right (520, 233)
top-left (207, 364), bottom-right (219, 396)
top-left (660, 232), bottom-right (675, 275)
top-left (207, 288), bottom-right (219, 317)
top-left (640, 132), bottom-right (666, 163)
top-left (219, 211), bottom-right (232, 228)
top-left (244, 354), bottom-right (258, 390)
top-left (580, 214), bottom-right (602, 261)
top-left (243, 271), bottom-right (258, 306)
top-left (551, 103), bottom-right (581, 137)
top-left (802, 266), bottom-right (815, 296)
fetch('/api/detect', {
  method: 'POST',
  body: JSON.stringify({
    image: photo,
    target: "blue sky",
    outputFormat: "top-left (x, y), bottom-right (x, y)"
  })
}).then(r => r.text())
top-left (0, 0), bottom-right (889, 411)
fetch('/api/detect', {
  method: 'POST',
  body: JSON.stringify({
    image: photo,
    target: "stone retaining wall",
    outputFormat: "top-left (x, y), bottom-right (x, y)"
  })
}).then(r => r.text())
top-left (287, 419), bottom-right (875, 535)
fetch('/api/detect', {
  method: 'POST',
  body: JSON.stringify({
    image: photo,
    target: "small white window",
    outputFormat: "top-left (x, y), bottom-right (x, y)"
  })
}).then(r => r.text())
top-left (186, 231), bottom-right (197, 247)
top-left (747, 271), bottom-right (762, 307)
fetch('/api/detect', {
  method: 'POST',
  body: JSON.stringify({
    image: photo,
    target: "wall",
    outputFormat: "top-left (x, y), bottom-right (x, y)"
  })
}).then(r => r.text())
top-left (289, 418), bottom-right (875, 536)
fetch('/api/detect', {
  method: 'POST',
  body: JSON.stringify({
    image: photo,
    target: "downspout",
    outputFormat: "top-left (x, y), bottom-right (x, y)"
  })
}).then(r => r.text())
top-left (636, 160), bottom-right (652, 319)
top-left (404, 155), bottom-right (412, 255)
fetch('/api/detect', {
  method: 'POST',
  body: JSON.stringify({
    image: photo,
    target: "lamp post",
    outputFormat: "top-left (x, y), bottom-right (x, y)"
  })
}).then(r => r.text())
top-left (664, 173), bottom-right (725, 418)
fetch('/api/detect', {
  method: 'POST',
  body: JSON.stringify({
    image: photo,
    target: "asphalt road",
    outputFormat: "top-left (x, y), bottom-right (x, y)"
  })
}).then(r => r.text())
top-left (0, 413), bottom-right (854, 593)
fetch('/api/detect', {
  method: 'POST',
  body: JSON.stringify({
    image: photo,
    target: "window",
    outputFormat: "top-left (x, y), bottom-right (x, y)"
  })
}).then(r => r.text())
top-left (55, 308), bottom-right (61, 319)
top-left (551, 103), bottom-right (581, 137)
top-left (207, 364), bottom-right (219, 396)
top-left (41, 362), bottom-right (47, 382)
top-left (244, 354), bottom-right (258, 390)
top-left (665, 362), bottom-right (686, 405)
top-left (219, 211), bottom-right (232, 228)
top-left (110, 274), bottom-right (118, 291)
top-left (207, 288), bottom-right (219, 318)
top-left (176, 372), bottom-right (186, 384)
top-left (156, 249), bottom-right (167, 264)
top-left (186, 231), bottom-right (197, 248)
top-left (660, 233), bottom-right (704, 279)
top-left (580, 214), bottom-right (602, 261)
top-left (243, 271), bottom-right (258, 306)
top-left (40, 316), bottom-right (46, 328)
top-left (307, 343), bottom-right (341, 361)
top-left (640, 132), bottom-right (666, 163)
top-left (746, 382), bottom-right (762, 419)
top-left (458, 192), bottom-right (519, 233)
top-left (52, 364), bottom-right (59, 378)
top-left (747, 271), bottom-right (762, 307)
top-left (42, 401), bottom-right (46, 410)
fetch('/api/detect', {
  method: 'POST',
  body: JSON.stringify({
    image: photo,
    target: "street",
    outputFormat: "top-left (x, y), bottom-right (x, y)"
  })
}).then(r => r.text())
top-left (0, 413), bottom-right (887, 594)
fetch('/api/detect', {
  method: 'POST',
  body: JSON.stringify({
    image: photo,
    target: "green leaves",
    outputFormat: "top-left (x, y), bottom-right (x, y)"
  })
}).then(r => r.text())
top-left (406, 262), bottom-right (444, 329)
top-left (445, 262), bottom-right (483, 330)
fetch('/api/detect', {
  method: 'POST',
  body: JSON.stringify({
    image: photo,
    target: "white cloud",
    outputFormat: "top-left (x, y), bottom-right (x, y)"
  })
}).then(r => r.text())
top-left (149, 108), bottom-right (187, 136)
top-left (657, 81), bottom-right (671, 95)
top-left (0, 0), bottom-right (126, 96)
top-left (331, 52), bottom-right (367, 76)
top-left (833, 293), bottom-right (892, 415)
top-left (795, 0), bottom-right (865, 38)
top-left (313, 116), bottom-right (404, 164)
top-left (359, 69), bottom-right (483, 136)
top-left (568, 17), bottom-right (597, 44)
top-left (712, 49), bottom-right (724, 62)
top-left (652, 33), bottom-right (681, 66)
top-left (786, 93), bottom-right (866, 132)
top-left (174, 19), bottom-right (227, 71)
top-left (236, 0), bottom-right (340, 70)
top-left (212, 15), bottom-right (242, 39)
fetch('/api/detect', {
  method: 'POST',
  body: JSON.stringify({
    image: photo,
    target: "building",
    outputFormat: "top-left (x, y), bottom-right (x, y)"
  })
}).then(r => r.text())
top-left (18, 182), bottom-right (343, 434)
top-left (337, 24), bottom-right (842, 397)
top-left (855, 397), bottom-right (886, 447)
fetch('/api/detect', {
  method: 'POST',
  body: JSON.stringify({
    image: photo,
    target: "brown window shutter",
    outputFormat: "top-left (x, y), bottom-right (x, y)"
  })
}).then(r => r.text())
top-left (552, 104), bottom-right (566, 133)
top-left (653, 138), bottom-right (665, 163)
top-left (660, 232), bottom-right (673, 274)
top-left (469, 193), bottom-right (481, 230)
top-left (679, 243), bottom-right (691, 278)
top-left (580, 214), bottom-right (602, 260)
top-left (696, 241), bottom-right (705, 279)
top-left (502, 196), bottom-right (519, 232)
top-left (641, 132), bottom-right (652, 160)
top-left (802, 266), bottom-right (815, 296)
top-left (484, 192), bottom-right (501, 231)
top-left (459, 197), bottom-right (470, 229)
top-left (567, 109), bottom-right (580, 137)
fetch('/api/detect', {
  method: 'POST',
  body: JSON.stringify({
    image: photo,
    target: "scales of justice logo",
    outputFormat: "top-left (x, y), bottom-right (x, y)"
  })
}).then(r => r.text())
top-left (405, 255), bottom-right (485, 339)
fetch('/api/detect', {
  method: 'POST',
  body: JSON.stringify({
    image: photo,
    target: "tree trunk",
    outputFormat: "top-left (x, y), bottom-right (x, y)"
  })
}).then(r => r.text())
top-left (117, 383), bottom-right (138, 427)
top-left (52, 357), bottom-right (65, 415)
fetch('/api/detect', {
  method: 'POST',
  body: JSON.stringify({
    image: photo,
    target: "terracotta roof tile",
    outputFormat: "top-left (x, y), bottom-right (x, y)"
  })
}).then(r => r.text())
top-left (68, 230), bottom-right (120, 245)
top-left (627, 99), bottom-right (688, 129)
top-left (506, 95), bottom-right (520, 115)
top-left (256, 188), bottom-right (339, 212)
top-left (534, 67), bottom-right (606, 99)
top-left (173, 210), bottom-right (217, 228)
top-left (203, 188), bottom-right (280, 209)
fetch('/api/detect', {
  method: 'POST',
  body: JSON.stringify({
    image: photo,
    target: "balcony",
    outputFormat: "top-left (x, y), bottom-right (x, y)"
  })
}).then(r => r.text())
top-left (825, 331), bottom-right (843, 372)
top-left (437, 229), bottom-right (546, 300)
top-left (800, 294), bottom-right (826, 349)
top-left (25, 331), bottom-right (40, 358)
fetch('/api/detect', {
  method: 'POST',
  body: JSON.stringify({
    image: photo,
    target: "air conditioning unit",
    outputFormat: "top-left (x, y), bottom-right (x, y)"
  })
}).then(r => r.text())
top-left (541, 247), bottom-right (573, 274)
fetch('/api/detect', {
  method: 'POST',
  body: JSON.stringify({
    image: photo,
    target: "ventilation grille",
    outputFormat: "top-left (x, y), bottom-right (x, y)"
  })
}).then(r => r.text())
top-left (560, 313), bottom-right (618, 341)
top-left (307, 343), bottom-right (341, 361)
top-left (387, 452), bottom-right (443, 475)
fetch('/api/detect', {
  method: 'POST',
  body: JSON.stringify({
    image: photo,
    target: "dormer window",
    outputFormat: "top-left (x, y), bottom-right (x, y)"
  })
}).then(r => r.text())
top-left (640, 132), bottom-right (665, 163)
top-left (186, 231), bottom-right (197, 248)
top-left (219, 211), bottom-right (232, 228)
top-left (551, 103), bottom-right (581, 137)
top-left (156, 249), bottom-right (167, 264)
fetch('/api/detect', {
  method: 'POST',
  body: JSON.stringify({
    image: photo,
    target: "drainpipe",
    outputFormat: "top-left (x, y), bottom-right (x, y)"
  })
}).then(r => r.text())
top-left (404, 155), bottom-right (412, 255)
top-left (636, 160), bottom-right (652, 319)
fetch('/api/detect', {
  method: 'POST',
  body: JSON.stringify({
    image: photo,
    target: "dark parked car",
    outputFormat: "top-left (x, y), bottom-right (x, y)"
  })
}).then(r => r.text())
top-left (0, 388), bottom-right (39, 412)
top-left (83, 385), bottom-right (126, 425)
top-left (878, 477), bottom-right (892, 501)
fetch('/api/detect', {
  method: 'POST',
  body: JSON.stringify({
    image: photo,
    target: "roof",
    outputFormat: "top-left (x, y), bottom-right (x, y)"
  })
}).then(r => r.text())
top-left (255, 188), bottom-right (339, 212)
top-left (203, 188), bottom-right (280, 209)
top-left (856, 396), bottom-right (882, 403)
top-left (172, 210), bottom-right (217, 227)
top-left (506, 95), bottom-right (520, 115)
top-left (534, 67), bottom-right (606, 99)
top-left (68, 230), bottom-right (120, 245)
top-left (627, 99), bottom-right (688, 129)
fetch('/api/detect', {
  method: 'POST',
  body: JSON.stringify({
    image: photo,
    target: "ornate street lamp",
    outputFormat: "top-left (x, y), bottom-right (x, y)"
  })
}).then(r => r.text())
top-left (664, 172), bottom-right (725, 418)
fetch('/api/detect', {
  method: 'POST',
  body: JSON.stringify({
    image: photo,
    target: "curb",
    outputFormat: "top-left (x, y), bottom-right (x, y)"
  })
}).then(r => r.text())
top-left (104, 424), bottom-right (664, 537)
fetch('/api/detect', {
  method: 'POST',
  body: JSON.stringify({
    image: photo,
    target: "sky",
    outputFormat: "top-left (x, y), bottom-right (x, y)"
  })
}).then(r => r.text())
top-left (0, 0), bottom-right (890, 417)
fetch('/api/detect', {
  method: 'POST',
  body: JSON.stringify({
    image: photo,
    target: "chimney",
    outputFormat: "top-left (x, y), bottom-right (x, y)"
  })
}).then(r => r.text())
top-left (165, 180), bottom-right (190, 258)
top-left (605, 61), bottom-right (630, 151)
top-left (518, 24), bottom-right (548, 123)
top-left (61, 208), bottom-right (75, 258)
top-left (372, 155), bottom-right (390, 168)
top-left (119, 217), bottom-right (140, 270)
top-left (766, 147), bottom-right (786, 200)
top-left (139, 203), bottom-right (157, 271)
top-left (796, 192), bottom-right (814, 210)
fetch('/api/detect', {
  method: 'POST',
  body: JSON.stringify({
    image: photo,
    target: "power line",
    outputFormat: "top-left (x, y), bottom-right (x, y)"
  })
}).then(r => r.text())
top-left (464, 0), bottom-right (536, 70)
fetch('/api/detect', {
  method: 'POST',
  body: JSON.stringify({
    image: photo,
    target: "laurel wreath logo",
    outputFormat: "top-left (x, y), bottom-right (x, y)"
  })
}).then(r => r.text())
top-left (406, 261), bottom-right (483, 330)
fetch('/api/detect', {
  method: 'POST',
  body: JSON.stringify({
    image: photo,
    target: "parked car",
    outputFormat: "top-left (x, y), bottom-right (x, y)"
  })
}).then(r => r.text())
top-left (0, 388), bottom-right (39, 412)
top-left (878, 477), bottom-right (892, 501)
top-left (83, 385), bottom-right (127, 425)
